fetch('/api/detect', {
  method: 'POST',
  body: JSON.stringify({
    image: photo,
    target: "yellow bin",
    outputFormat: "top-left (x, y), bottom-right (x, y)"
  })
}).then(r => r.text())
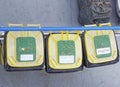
top-left (46, 32), bottom-right (83, 73)
top-left (1, 31), bottom-right (44, 71)
top-left (84, 30), bottom-right (119, 67)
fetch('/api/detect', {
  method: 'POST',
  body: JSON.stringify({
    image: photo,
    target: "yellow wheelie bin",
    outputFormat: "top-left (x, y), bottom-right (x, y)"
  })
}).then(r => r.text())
top-left (0, 30), bottom-right (44, 71)
top-left (46, 31), bottom-right (83, 73)
top-left (83, 30), bottom-right (119, 67)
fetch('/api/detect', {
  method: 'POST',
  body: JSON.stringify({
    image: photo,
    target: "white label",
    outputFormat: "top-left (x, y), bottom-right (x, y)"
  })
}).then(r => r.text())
top-left (96, 47), bottom-right (110, 55)
top-left (20, 54), bottom-right (34, 61)
top-left (59, 55), bottom-right (74, 64)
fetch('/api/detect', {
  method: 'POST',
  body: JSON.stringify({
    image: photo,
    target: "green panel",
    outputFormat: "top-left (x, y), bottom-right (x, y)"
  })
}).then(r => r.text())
top-left (94, 35), bottom-right (111, 58)
top-left (57, 40), bottom-right (75, 64)
top-left (16, 37), bottom-right (36, 62)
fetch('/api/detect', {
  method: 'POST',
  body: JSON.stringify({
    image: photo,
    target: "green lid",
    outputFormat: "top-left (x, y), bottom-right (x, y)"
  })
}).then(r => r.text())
top-left (57, 40), bottom-right (75, 64)
top-left (94, 35), bottom-right (111, 58)
top-left (16, 37), bottom-right (36, 62)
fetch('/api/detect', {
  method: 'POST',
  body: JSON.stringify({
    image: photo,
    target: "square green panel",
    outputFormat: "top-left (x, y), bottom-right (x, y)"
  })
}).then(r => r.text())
top-left (94, 35), bottom-right (111, 58)
top-left (57, 40), bottom-right (75, 64)
top-left (16, 37), bottom-right (36, 62)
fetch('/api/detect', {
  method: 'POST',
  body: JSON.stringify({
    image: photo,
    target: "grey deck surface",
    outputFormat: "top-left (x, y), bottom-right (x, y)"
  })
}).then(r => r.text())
top-left (0, 0), bottom-right (119, 87)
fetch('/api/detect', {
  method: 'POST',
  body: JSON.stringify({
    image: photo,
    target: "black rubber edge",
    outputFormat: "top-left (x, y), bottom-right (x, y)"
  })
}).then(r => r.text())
top-left (82, 30), bottom-right (119, 68)
top-left (45, 33), bottom-right (83, 73)
top-left (3, 31), bottom-right (45, 71)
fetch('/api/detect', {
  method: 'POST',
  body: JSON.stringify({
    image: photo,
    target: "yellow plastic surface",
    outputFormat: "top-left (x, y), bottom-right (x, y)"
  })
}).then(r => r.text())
top-left (8, 23), bottom-right (23, 27)
top-left (1, 42), bottom-right (4, 65)
top-left (84, 24), bottom-right (97, 27)
top-left (84, 30), bottom-right (118, 64)
top-left (26, 24), bottom-right (41, 27)
top-left (48, 32), bottom-right (83, 69)
top-left (5, 31), bottom-right (44, 67)
top-left (98, 22), bottom-right (112, 26)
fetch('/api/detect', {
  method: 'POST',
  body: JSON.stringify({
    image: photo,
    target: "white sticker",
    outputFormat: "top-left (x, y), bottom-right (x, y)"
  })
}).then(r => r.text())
top-left (96, 47), bottom-right (111, 55)
top-left (59, 55), bottom-right (74, 64)
top-left (20, 54), bottom-right (34, 61)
